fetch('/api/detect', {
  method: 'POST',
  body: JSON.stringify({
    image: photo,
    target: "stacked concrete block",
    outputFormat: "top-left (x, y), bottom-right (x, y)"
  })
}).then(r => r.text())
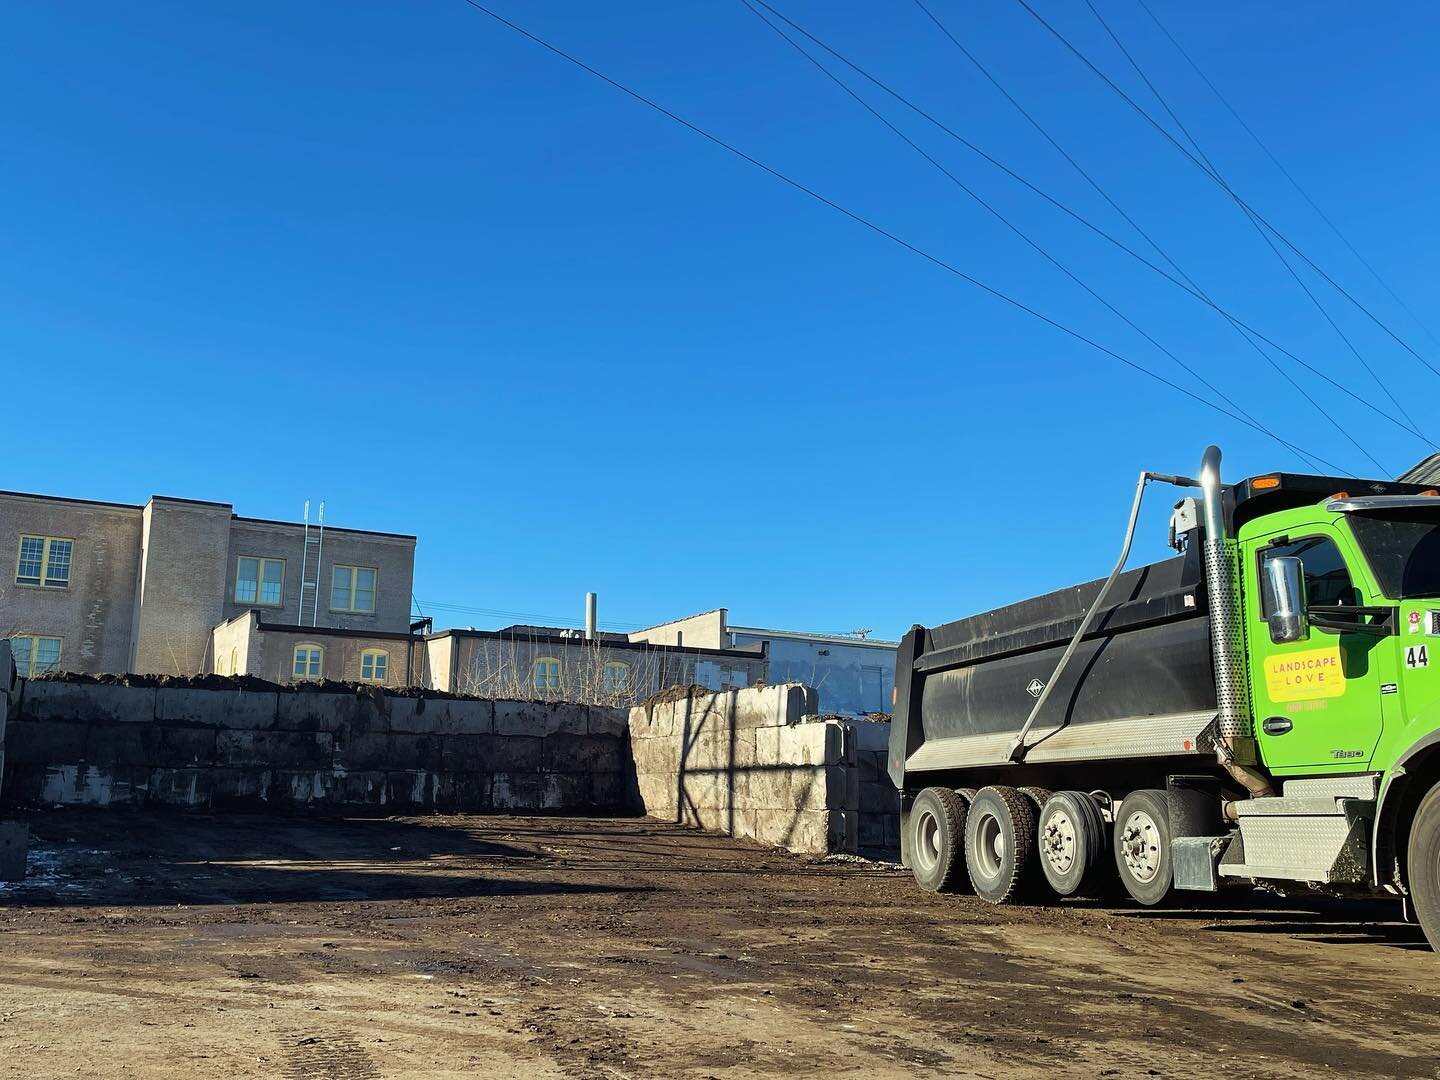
top-left (629, 683), bottom-right (854, 856)
top-left (628, 685), bottom-right (901, 858)
top-left (0, 644), bottom-right (27, 879)
top-left (3, 678), bottom-right (635, 815)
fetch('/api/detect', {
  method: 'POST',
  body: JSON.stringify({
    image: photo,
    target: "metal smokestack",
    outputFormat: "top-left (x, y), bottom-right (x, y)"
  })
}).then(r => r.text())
top-left (1199, 445), bottom-right (1275, 808)
top-left (585, 592), bottom-right (597, 641)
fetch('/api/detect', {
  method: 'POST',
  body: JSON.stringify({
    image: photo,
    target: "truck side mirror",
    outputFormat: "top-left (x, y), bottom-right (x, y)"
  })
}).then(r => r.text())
top-left (1265, 556), bottom-right (1309, 645)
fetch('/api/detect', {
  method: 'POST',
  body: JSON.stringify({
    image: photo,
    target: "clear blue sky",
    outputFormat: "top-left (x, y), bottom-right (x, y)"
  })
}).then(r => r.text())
top-left (5, 2), bottom-right (1438, 640)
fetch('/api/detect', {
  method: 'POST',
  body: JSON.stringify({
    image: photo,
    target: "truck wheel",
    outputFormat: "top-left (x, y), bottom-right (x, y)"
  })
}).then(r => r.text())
top-left (909, 787), bottom-right (970, 893)
top-left (964, 786), bottom-right (1036, 904)
top-left (1038, 791), bottom-right (1106, 897)
top-left (1406, 782), bottom-right (1440, 951)
top-left (1113, 789), bottom-right (1174, 906)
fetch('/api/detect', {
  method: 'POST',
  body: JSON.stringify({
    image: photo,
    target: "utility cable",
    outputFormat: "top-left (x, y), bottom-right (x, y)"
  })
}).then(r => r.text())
top-left (1013, 0), bottom-right (1440, 385)
top-left (1135, 0), bottom-right (1440, 360)
top-left (1080, 0), bottom-right (1425, 457)
top-left (747, 0), bottom-right (1421, 459)
top-left (740, 0), bottom-right (1333, 471)
top-left (453, 1), bottom-right (1331, 458)
top-left (905, 0), bottom-right (1393, 471)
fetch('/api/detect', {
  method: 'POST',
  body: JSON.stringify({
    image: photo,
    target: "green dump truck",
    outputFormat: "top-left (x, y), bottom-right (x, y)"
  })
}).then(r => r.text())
top-left (888, 446), bottom-right (1440, 948)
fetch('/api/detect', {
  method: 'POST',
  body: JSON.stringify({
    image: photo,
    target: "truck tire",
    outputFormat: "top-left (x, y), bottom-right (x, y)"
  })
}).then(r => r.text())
top-left (1018, 787), bottom-right (1053, 814)
top-left (1038, 791), bottom-right (1106, 897)
top-left (909, 787), bottom-right (970, 893)
top-left (1407, 782), bottom-right (1440, 951)
top-left (964, 786), bottom-right (1036, 904)
top-left (1114, 789), bottom-right (1174, 906)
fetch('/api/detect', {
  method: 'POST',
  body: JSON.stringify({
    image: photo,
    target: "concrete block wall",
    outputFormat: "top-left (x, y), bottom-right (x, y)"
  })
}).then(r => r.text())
top-left (0, 640), bottom-right (14, 787)
top-left (628, 684), bottom-right (900, 857)
top-left (4, 677), bottom-right (633, 814)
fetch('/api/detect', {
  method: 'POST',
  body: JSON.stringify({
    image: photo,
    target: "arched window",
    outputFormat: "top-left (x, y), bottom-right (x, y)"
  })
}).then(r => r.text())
top-left (360, 648), bottom-right (389, 683)
top-left (532, 656), bottom-right (561, 692)
top-left (603, 661), bottom-right (631, 693)
top-left (292, 643), bottom-right (323, 680)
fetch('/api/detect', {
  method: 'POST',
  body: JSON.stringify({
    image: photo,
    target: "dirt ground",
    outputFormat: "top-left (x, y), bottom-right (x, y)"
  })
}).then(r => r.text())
top-left (0, 811), bottom-right (1434, 1079)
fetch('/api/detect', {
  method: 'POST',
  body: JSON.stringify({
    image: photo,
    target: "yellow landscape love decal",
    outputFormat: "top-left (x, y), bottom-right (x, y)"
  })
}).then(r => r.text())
top-left (1265, 646), bottom-right (1346, 702)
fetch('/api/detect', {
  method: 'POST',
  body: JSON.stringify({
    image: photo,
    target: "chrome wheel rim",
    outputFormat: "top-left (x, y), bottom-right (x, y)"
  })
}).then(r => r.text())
top-left (1043, 807), bottom-right (1077, 876)
top-left (1120, 809), bottom-right (1162, 884)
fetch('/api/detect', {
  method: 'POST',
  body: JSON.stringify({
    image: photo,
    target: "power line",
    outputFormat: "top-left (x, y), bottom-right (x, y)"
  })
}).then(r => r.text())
top-left (901, 0), bottom-right (1389, 471)
top-left (1078, 0), bottom-right (1425, 459)
top-left (739, 0), bottom-right (1329, 472)
top-left (1135, 0), bottom-right (1440, 359)
top-left (745, 0), bottom-right (1420, 462)
top-left (1013, 0), bottom-right (1440, 387)
top-left (452, 1), bottom-right (1337, 455)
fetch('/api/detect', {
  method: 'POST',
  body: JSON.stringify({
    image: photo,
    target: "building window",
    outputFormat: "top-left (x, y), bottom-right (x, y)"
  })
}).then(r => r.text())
top-left (331, 565), bottom-right (376, 613)
top-left (235, 557), bottom-right (285, 607)
top-left (15, 536), bottom-right (72, 588)
top-left (12, 636), bottom-right (62, 677)
top-left (532, 656), bottom-right (561, 692)
top-left (292, 643), bottom-right (323, 680)
top-left (603, 661), bottom-right (631, 693)
top-left (360, 648), bottom-right (389, 683)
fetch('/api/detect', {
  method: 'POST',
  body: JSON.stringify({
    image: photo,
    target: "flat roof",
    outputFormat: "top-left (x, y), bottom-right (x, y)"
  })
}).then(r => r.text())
top-left (0, 489), bottom-right (415, 541)
top-left (255, 619), bottom-right (416, 642)
top-left (0, 489), bottom-right (144, 511)
top-left (728, 626), bottom-right (898, 648)
top-left (232, 515), bottom-right (417, 541)
top-left (430, 627), bottom-right (765, 660)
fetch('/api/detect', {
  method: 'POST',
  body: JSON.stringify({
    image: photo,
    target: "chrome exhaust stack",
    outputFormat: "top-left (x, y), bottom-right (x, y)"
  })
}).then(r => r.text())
top-left (1199, 445), bottom-right (1275, 812)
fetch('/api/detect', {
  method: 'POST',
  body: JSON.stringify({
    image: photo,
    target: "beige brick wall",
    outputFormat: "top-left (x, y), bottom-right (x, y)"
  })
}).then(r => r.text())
top-left (211, 612), bottom-right (259, 676)
top-left (0, 493), bottom-right (143, 675)
top-left (132, 499), bottom-right (233, 676)
top-left (248, 627), bottom-right (416, 687)
top-left (628, 609), bottom-right (727, 649)
top-left (2, 490), bottom-right (416, 679)
top-left (222, 519), bottom-right (415, 634)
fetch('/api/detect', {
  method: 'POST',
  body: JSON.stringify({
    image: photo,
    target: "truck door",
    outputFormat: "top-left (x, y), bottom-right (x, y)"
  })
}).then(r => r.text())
top-left (1244, 526), bottom-right (1386, 773)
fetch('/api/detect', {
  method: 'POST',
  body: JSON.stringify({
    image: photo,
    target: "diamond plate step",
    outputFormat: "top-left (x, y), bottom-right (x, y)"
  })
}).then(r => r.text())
top-left (1280, 774), bottom-right (1380, 800)
top-left (1220, 790), bottom-right (1375, 885)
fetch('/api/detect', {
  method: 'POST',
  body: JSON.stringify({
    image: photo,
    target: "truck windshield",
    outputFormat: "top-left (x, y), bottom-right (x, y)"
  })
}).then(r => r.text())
top-left (1349, 510), bottom-right (1440, 598)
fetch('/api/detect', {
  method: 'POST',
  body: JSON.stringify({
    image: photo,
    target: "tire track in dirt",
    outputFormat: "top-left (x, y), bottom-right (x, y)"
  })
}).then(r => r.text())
top-left (279, 1029), bottom-right (380, 1080)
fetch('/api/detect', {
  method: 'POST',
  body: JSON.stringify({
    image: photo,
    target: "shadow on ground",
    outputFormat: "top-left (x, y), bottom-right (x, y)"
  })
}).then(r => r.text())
top-left (3, 810), bottom-right (646, 908)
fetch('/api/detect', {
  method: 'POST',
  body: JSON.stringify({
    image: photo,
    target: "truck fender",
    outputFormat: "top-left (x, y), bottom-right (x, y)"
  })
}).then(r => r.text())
top-left (1373, 719), bottom-right (1440, 890)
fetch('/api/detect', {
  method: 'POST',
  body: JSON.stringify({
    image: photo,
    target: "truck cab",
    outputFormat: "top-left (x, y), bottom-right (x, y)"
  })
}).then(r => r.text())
top-left (1240, 494), bottom-right (1440, 776)
top-left (1235, 486), bottom-right (1440, 907)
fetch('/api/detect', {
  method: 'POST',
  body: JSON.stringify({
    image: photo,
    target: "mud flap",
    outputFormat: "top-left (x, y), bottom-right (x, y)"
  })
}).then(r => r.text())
top-left (1172, 835), bottom-right (1231, 892)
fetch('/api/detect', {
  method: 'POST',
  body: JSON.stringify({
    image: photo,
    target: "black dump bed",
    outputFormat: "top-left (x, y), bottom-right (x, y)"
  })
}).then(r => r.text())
top-left (887, 546), bottom-right (1216, 788)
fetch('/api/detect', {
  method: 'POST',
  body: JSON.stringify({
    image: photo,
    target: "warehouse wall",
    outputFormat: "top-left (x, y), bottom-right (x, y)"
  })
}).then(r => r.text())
top-left (4, 677), bottom-right (634, 814)
top-left (628, 684), bottom-right (899, 857)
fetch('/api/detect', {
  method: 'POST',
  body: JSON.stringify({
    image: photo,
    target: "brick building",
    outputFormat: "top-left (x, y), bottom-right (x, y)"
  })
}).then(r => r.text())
top-left (1, 488), bottom-right (767, 704)
top-left (1, 490), bottom-right (416, 684)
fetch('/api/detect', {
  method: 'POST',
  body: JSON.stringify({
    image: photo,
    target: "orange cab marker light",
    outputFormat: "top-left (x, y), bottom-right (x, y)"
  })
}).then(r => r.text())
top-left (1330, 491), bottom-right (1350, 500)
top-left (1423, 489), bottom-right (1439, 497)
top-left (1252, 476), bottom-right (1281, 490)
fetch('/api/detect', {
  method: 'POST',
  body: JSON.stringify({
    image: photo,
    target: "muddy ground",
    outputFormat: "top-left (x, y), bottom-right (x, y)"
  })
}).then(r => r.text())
top-left (0, 811), bottom-right (1434, 1079)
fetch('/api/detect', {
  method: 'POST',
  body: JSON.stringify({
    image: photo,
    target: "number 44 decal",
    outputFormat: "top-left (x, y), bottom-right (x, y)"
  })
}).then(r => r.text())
top-left (1406, 644), bottom-right (1430, 669)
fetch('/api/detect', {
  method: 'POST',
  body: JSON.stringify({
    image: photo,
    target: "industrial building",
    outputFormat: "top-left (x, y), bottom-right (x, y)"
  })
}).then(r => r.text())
top-left (629, 609), bottom-right (896, 715)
